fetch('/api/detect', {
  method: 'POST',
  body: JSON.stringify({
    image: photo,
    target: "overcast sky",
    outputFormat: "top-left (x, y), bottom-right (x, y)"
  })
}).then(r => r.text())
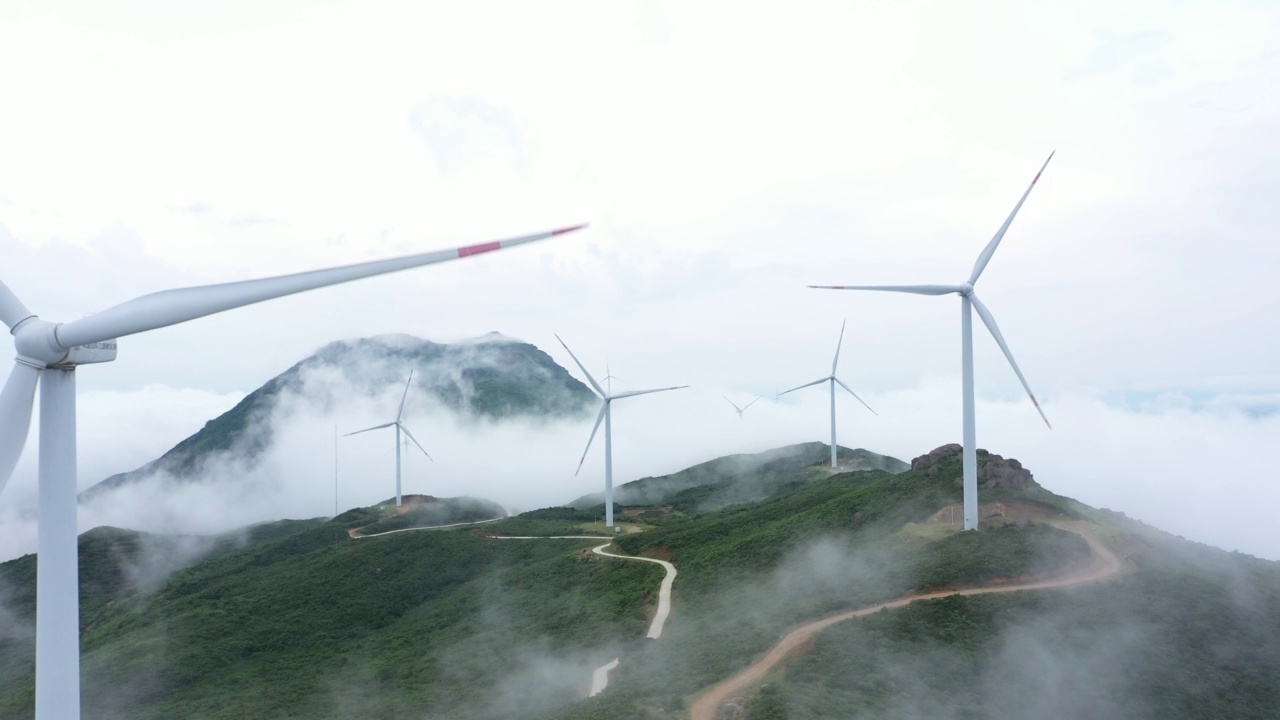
top-left (1, 0), bottom-right (1278, 560)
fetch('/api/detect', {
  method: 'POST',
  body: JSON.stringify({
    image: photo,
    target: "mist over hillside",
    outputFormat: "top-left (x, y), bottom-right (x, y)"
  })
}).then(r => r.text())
top-left (2, 445), bottom-right (1278, 719)
top-left (82, 332), bottom-right (595, 500)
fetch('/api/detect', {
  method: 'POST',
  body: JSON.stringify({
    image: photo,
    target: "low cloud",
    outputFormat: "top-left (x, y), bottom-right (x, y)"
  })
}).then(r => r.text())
top-left (1, 356), bottom-right (1277, 565)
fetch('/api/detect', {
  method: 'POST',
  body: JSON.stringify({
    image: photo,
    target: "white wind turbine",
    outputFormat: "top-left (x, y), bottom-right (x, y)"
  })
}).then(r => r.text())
top-left (0, 223), bottom-right (585, 720)
top-left (556, 335), bottom-right (686, 528)
top-left (778, 320), bottom-right (876, 468)
top-left (723, 394), bottom-right (762, 419)
top-left (811, 152), bottom-right (1055, 531)
top-left (345, 370), bottom-right (431, 507)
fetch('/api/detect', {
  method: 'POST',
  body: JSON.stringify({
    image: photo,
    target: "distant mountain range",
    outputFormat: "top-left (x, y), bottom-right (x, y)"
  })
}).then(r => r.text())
top-left (81, 333), bottom-right (595, 499)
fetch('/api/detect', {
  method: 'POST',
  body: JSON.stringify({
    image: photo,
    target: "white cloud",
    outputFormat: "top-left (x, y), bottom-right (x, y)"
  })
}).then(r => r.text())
top-left (0, 1), bottom-right (1276, 562)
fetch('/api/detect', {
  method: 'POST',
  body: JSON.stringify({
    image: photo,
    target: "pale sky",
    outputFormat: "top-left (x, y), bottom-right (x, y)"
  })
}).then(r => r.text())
top-left (1, 0), bottom-right (1278, 560)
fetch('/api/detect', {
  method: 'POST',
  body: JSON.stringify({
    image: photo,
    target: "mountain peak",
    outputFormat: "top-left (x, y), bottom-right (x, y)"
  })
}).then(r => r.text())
top-left (81, 333), bottom-right (595, 499)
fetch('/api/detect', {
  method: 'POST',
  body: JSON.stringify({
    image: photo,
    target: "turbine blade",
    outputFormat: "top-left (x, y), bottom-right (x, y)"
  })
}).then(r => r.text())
top-left (0, 280), bottom-right (34, 331)
top-left (609, 385), bottom-right (688, 400)
top-left (779, 377), bottom-right (829, 396)
top-left (832, 319), bottom-right (846, 374)
top-left (396, 370), bottom-right (414, 422)
top-left (968, 152), bottom-right (1054, 284)
top-left (555, 334), bottom-right (604, 397)
top-left (0, 362), bottom-right (40, 492)
top-left (343, 421), bottom-right (396, 437)
top-left (742, 395), bottom-right (762, 411)
top-left (970, 294), bottom-right (1051, 428)
top-left (54, 225), bottom-right (587, 348)
top-left (808, 284), bottom-right (967, 296)
top-left (834, 377), bottom-right (878, 416)
top-left (575, 403), bottom-right (607, 476)
top-left (398, 423), bottom-right (432, 461)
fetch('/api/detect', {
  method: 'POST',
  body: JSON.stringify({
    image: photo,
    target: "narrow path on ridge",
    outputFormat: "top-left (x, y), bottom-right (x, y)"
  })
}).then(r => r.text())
top-left (688, 519), bottom-right (1126, 720)
top-left (348, 515), bottom-right (506, 538)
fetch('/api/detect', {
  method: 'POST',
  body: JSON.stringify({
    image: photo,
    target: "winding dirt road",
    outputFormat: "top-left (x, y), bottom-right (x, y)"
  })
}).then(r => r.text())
top-left (486, 536), bottom-right (679, 696)
top-left (587, 544), bottom-right (678, 695)
top-left (688, 520), bottom-right (1125, 720)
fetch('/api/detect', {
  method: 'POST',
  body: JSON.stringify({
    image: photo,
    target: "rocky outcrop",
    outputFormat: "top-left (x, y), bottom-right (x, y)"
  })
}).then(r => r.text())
top-left (910, 444), bottom-right (1037, 492)
top-left (910, 444), bottom-right (962, 471)
top-left (979, 453), bottom-right (1036, 491)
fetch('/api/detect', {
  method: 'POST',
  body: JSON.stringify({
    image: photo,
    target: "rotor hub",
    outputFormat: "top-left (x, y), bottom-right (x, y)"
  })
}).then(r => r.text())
top-left (959, 282), bottom-right (975, 296)
top-left (12, 317), bottom-right (117, 367)
top-left (12, 317), bottom-right (65, 367)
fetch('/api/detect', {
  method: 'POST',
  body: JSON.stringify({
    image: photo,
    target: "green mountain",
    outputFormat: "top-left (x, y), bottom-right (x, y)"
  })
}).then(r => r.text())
top-left (570, 442), bottom-right (908, 514)
top-left (82, 333), bottom-right (595, 499)
top-left (2, 444), bottom-right (1277, 720)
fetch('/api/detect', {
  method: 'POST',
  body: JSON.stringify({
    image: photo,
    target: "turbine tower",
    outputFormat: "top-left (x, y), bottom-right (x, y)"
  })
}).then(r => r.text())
top-left (557, 335), bottom-right (686, 528)
top-left (778, 320), bottom-right (876, 468)
top-left (0, 223), bottom-right (585, 720)
top-left (812, 152), bottom-right (1055, 531)
top-left (345, 370), bottom-right (432, 507)
top-left (723, 394), bottom-right (761, 419)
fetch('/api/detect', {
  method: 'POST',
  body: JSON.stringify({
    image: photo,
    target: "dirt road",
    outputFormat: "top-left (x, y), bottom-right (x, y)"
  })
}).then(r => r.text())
top-left (485, 537), bottom-right (679, 697)
top-left (688, 520), bottom-right (1125, 720)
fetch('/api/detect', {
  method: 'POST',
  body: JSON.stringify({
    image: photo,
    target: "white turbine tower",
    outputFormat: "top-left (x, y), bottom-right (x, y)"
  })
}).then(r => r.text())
top-left (811, 152), bottom-right (1056, 531)
top-left (345, 370), bottom-right (431, 507)
top-left (0, 223), bottom-right (585, 720)
top-left (556, 335), bottom-right (686, 529)
top-left (778, 320), bottom-right (876, 468)
top-left (723, 395), bottom-right (762, 419)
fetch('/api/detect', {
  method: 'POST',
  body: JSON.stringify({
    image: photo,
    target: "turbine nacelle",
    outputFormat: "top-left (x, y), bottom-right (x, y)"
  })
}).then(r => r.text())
top-left (11, 317), bottom-right (119, 367)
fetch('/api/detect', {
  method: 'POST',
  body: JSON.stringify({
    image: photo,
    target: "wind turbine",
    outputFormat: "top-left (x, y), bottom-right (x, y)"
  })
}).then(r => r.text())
top-left (0, 223), bottom-right (585, 720)
top-left (811, 152), bottom-right (1055, 531)
top-left (723, 394), bottom-right (762, 419)
top-left (602, 359), bottom-right (624, 394)
top-left (345, 370), bottom-right (431, 507)
top-left (556, 335), bottom-right (686, 528)
top-left (778, 320), bottom-right (876, 468)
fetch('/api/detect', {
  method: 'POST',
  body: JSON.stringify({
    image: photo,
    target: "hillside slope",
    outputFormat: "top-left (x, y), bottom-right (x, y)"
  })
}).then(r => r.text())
top-left (570, 443), bottom-right (907, 515)
top-left (0, 512), bottom-right (659, 720)
top-left (547, 446), bottom-right (1280, 720)
top-left (3, 444), bottom-right (1277, 720)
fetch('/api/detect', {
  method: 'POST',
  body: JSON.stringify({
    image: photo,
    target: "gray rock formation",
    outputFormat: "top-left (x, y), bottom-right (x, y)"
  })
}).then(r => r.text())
top-left (910, 444), bottom-right (962, 471)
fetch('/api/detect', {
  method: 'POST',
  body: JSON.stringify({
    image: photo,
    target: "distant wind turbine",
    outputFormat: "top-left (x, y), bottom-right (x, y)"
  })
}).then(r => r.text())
top-left (811, 152), bottom-right (1055, 531)
top-left (0, 223), bottom-right (585, 720)
top-left (723, 394), bottom-right (762, 419)
top-left (557, 335), bottom-right (687, 528)
top-left (345, 370), bottom-right (431, 507)
top-left (779, 320), bottom-right (876, 468)
top-left (602, 359), bottom-right (624, 394)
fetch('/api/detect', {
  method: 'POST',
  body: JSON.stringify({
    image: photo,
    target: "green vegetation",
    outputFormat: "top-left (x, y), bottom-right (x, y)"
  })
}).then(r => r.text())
top-left (6, 444), bottom-right (1279, 720)
top-left (354, 497), bottom-right (507, 535)
top-left (483, 507), bottom-right (612, 538)
top-left (554, 452), bottom-right (1095, 717)
top-left (755, 552), bottom-right (1280, 719)
top-left (0, 516), bottom-right (662, 720)
top-left (571, 443), bottom-right (908, 515)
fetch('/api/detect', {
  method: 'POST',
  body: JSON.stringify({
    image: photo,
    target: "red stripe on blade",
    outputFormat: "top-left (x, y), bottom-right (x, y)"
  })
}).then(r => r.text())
top-left (458, 241), bottom-right (502, 257)
top-left (552, 224), bottom-right (588, 235)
